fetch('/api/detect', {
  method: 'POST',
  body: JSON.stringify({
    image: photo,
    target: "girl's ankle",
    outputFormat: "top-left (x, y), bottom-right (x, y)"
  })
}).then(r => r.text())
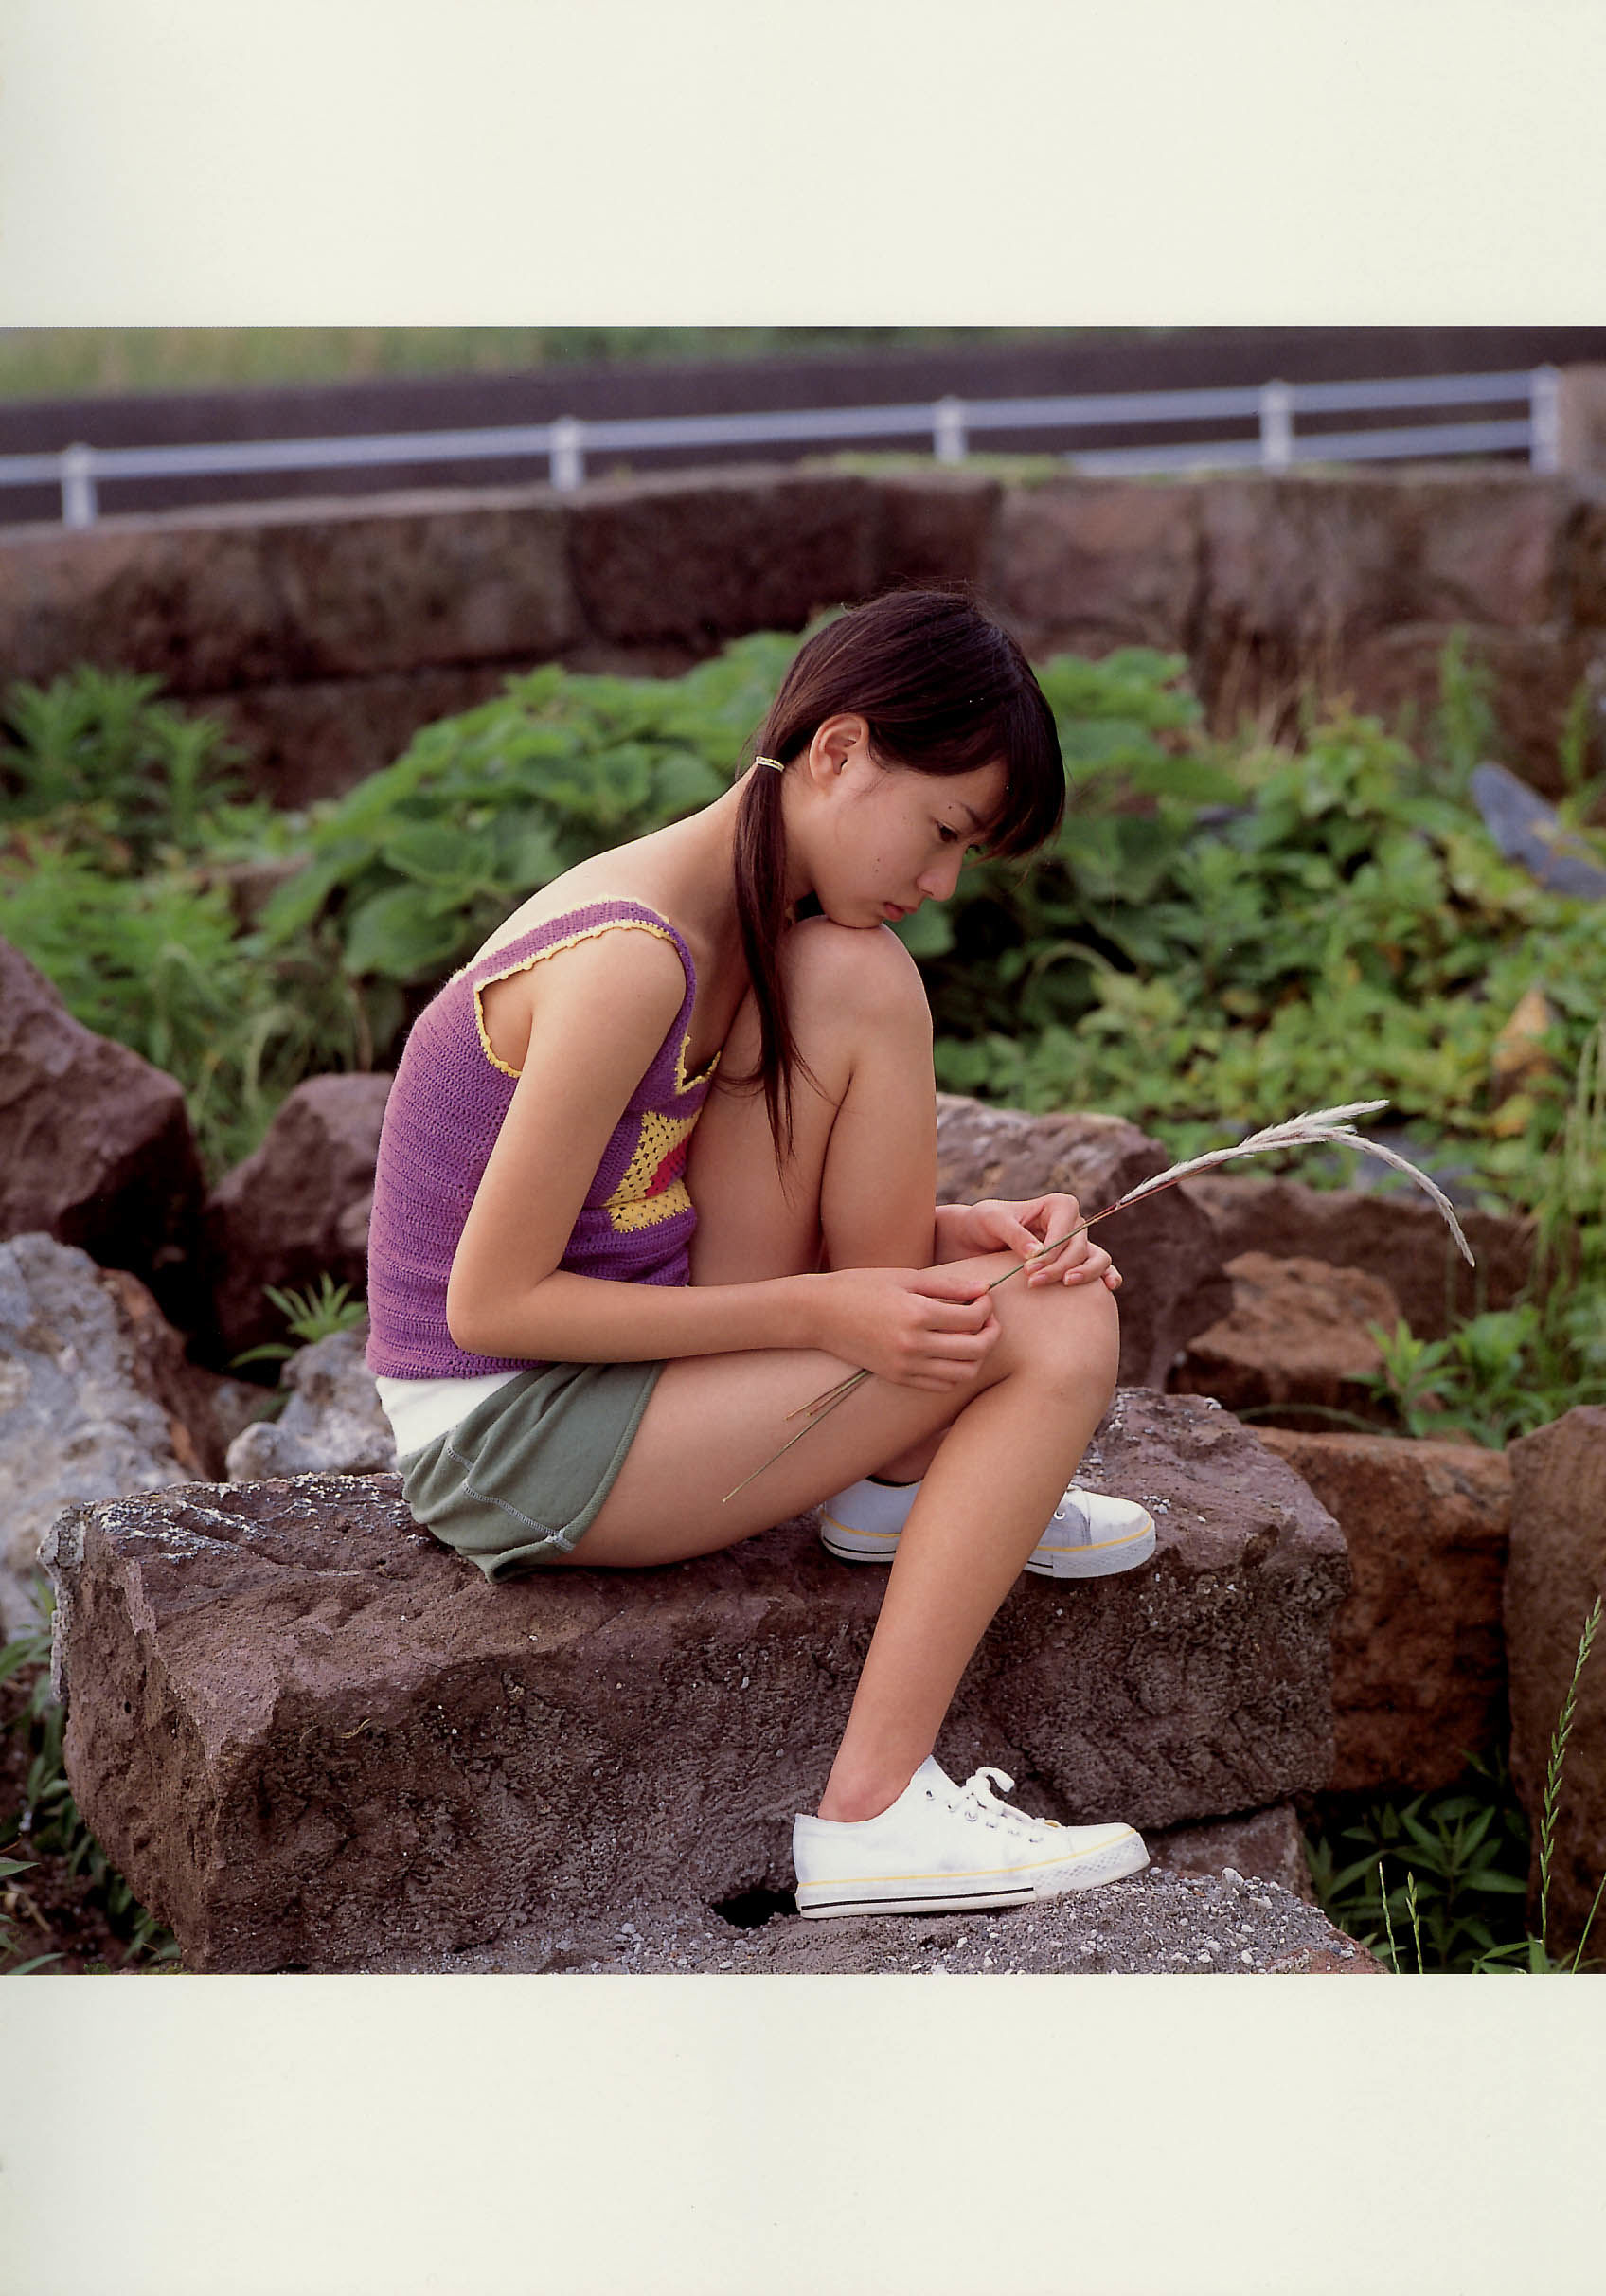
top-left (817, 1769), bottom-right (914, 1824)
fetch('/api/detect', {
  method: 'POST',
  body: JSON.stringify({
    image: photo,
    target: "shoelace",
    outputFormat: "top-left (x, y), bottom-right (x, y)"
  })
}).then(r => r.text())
top-left (944, 1766), bottom-right (1061, 1836)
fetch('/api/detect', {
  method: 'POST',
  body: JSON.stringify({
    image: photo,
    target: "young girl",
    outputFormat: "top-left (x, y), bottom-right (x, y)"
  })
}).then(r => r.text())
top-left (366, 587), bottom-right (1155, 1918)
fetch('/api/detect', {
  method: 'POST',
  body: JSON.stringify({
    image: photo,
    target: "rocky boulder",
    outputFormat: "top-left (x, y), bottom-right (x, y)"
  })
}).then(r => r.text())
top-left (225, 1327), bottom-right (396, 1481)
top-left (0, 938), bottom-right (205, 1329)
top-left (935, 1095), bottom-right (1231, 1389)
top-left (0, 1234), bottom-right (202, 1638)
top-left (1181, 1173), bottom-right (1534, 1341)
top-left (95, 1265), bottom-right (267, 1480)
top-left (1255, 1428), bottom-right (1511, 1794)
top-left (1171, 1251), bottom-right (1402, 1423)
top-left (1504, 1408), bottom-right (1606, 1956)
top-left (380, 1868), bottom-right (1375, 1976)
top-left (45, 1390), bottom-right (1347, 1973)
top-left (1148, 1802), bottom-right (1317, 1904)
top-left (204, 1072), bottom-right (392, 1358)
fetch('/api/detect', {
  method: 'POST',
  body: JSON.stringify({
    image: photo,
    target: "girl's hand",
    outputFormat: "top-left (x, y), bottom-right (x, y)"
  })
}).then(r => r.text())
top-left (941, 1195), bottom-right (1122, 1292)
top-left (812, 1265), bottom-right (1002, 1392)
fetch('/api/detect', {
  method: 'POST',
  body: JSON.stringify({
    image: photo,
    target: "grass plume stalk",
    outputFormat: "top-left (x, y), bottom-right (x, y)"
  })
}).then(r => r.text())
top-left (1537, 1594), bottom-right (1603, 1969)
top-left (723, 1102), bottom-right (1476, 1502)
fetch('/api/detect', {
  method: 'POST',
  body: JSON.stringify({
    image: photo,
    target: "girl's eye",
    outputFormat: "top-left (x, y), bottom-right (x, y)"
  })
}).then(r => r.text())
top-left (937, 824), bottom-right (983, 855)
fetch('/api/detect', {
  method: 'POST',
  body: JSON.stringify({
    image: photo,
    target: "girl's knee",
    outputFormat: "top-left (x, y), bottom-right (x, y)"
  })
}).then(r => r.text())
top-left (784, 916), bottom-right (932, 1038)
top-left (998, 1270), bottom-right (1121, 1405)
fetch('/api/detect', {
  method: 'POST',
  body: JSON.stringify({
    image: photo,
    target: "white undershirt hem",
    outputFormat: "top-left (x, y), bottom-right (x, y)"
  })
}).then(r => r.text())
top-left (375, 1369), bottom-right (522, 1458)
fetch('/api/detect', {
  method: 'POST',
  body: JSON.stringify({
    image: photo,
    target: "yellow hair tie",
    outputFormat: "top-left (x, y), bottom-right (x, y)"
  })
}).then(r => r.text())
top-left (753, 754), bottom-right (785, 773)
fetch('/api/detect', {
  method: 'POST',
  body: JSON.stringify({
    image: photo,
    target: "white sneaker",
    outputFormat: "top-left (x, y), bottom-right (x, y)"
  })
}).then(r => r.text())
top-left (793, 1758), bottom-right (1149, 1918)
top-left (818, 1477), bottom-right (1156, 1580)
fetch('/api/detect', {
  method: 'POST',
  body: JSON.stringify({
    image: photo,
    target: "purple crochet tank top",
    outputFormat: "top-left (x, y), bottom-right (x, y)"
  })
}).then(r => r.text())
top-left (366, 899), bottom-right (720, 1380)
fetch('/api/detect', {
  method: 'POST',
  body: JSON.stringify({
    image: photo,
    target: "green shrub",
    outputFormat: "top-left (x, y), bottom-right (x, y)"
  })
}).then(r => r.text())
top-left (933, 704), bottom-right (1606, 1213)
top-left (0, 665), bottom-right (242, 869)
top-left (257, 637), bottom-right (796, 1000)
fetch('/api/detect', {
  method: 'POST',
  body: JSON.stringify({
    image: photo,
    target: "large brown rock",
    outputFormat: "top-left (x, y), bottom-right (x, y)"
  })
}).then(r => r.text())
top-left (988, 478), bottom-right (1201, 657)
top-left (1181, 1174), bottom-right (1534, 1341)
top-left (97, 1265), bottom-right (266, 1480)
top-left (0, 938), bottom-right (205, 1325)
top-left (935, 1094), bottom-right (1231, 1389)
top-left (204, 1072), bottom-right (392, 1358)
top-left (0, 490), bottom-right (575, 694)
top-left (1255, 1428), bottom-right (1511, 1794)
top-left (1504, 1408), bottom-right (1606, 1956)
top-left (1172, 1251), bottom-right (1401, 1423)
top-left (396, 1868), bottom-right (1375, 1976)
top-left (568, 469), bottom-right (882, 647)
top-left (45, 1390), bottom-right (1347, 1972)
top-left (1147, 1802), bottom-right (1317, 1904)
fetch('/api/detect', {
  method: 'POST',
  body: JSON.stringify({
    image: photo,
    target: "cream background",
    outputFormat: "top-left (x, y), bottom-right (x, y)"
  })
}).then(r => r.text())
top-left (2, 3), bottom-right (1604, 2289)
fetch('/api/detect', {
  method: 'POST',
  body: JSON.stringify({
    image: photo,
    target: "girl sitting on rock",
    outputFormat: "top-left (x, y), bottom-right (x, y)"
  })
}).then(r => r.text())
top-left (366, 586), bottom-right (1154, 1916)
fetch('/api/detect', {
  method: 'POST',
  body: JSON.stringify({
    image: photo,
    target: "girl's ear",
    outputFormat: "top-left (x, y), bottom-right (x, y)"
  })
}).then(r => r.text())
top-left (806, 712), bottom-right (869, 786)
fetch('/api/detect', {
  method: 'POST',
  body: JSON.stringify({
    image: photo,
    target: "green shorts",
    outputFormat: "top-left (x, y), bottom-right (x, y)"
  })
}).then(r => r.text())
top-left (398, 1358), bottom-right (665, 1581)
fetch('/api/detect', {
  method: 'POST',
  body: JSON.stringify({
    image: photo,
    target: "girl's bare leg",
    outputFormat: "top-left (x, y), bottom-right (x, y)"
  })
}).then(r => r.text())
top-left (578, 1252), bottom-right (1118, 1811)
top-left (684, 915), bottom-right (942, 1289)
top-left (576, 914), bottom-right (1122, 1820)
top-left (683, 914), bottom-right (949, 1483)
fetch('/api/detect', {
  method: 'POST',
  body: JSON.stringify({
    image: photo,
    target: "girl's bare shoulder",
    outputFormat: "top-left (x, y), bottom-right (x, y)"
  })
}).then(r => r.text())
top-left (472, 859), bottom-right (688, 969)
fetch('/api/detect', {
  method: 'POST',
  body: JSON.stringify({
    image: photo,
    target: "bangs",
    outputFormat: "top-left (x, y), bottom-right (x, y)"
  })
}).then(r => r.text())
top-left (974, 689), bottom-right (1066, 861)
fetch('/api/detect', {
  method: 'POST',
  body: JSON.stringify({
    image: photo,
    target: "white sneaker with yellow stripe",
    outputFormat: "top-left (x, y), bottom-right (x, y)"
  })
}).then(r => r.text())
top-left (818, 1476), bottom-right (1156, 1579)
top-left (793, 1758), bottom-right (1149, 1918)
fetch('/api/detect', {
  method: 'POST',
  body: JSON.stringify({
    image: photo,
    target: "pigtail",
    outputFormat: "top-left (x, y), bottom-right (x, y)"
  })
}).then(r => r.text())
top-left (731, 751), bottom-right (806, 1166)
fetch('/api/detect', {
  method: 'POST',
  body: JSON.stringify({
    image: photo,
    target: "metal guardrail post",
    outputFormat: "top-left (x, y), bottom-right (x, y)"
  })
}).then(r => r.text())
top-left (933, 396), bottom-right (968, 464)
top-left (61, 443), bottom-right (98, 528)
top-left (549, 417), bottom-right (584, 492)
top-left (1529, 366), bottom-right (1561, 474)
top-left (1258, 380), bottom-right (1294, 470)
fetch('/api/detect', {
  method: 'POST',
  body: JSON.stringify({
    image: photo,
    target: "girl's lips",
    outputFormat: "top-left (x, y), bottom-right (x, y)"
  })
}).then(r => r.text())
top-left (883, 901), bottom-right (914, 920)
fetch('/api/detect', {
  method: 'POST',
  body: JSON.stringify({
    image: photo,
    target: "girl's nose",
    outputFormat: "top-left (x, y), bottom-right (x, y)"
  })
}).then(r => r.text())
top-left (917, 852), bottom-right (965, 901)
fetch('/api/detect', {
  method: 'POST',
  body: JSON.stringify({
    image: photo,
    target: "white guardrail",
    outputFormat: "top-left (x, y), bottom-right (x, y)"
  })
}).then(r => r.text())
top-left (0, 367), bottom-right (1564, 529)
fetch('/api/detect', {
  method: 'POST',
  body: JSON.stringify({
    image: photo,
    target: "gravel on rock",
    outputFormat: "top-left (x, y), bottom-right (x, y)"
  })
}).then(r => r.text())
top-left (358, 1868), bottom-right (1380, 1979)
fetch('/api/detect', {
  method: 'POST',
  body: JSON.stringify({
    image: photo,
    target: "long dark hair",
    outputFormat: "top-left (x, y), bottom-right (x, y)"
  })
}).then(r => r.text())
top-left (732, 586), bottom-right (1065, 1159)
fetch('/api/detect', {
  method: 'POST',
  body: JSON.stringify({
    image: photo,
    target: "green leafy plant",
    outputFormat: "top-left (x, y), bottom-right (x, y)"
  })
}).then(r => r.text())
top-left (1522, 1596), bottom-right (1606, 1975)
top-left (0, 665), bottom-right (242, 868)
top-left (1358, 1303), bottom-right (1597, 1449)
top-left (933, 696), bottom-right (1606, 1217)
top-left (0, 1851), bottom-right (61, 1974)
top-left (1312, 1602), bottom-right (1606, 1976)
top-left (232, 1275), bottom-right (368, 1368)
top-left (1430, 626), bottom-right (1501, 797)
top-left (1555, 676), bottom-right (1606, 829)
top-left (1305, 1754), bottom-right (1532, 1973)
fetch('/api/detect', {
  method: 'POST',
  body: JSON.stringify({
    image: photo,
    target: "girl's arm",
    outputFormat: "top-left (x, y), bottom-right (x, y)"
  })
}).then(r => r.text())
top-left (445, 931), bottom-right (999, 1384)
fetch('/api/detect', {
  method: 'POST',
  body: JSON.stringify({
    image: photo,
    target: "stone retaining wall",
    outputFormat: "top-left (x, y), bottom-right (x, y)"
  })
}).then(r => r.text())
top-left (4, 461), bottom-right (1602, 806)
